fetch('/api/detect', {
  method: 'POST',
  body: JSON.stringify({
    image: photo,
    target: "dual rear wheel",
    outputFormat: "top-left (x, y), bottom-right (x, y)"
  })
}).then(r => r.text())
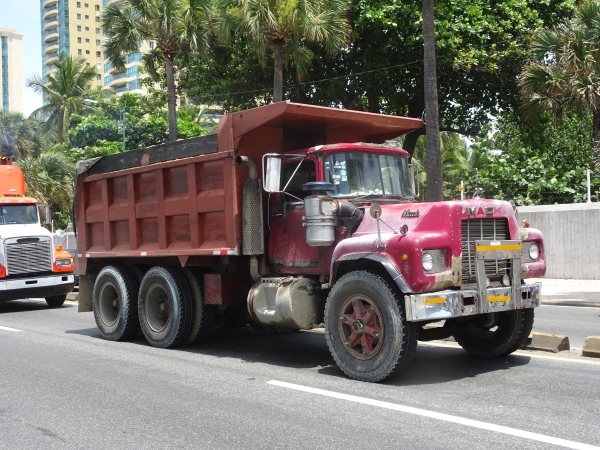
top-left (92, 265), bottom-right (214, 348)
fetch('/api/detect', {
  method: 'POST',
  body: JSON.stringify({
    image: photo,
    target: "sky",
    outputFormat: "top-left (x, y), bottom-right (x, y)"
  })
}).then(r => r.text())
top-left (2, 0), bottom-right (43, 116)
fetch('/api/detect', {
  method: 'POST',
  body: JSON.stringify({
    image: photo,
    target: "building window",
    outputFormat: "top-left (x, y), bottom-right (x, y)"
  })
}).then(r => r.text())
top-left (86, 50), bottom-right (90, 54)
top-left (77, 37), bottom-right (82, 43)
top-left (149, 41), bottom-right (154, 49)
top-left (85, 27), bottom-right (90, 31)
top-left (76, 1), bottom-right (81, 6)
top-left (85, 3), bottom-right (89, 7)
top-left (77, 13), bottom-right (81, 19)
top-left (77, 25), bottom-right (82, 31)
top-left (85, 15), bottom-right (89, 19)
top-left (86, 62), bottom-right (90, 66)
top-left (78, 49), bottom-right (82, 55)
top-left (95, 5), bottom-right (100, 10)
top-left (97, 74), bottom-right (101, 80)
top-left (96, 16), bottom-right (100, 22)
top-left (96, 28), bottom-right (100, 34)
top-left (96, 39), bottom-right (101, 45)
top-left (86, 38), bottom-right (90, 43)
top-left (96, 51), bottom-right (101, 57)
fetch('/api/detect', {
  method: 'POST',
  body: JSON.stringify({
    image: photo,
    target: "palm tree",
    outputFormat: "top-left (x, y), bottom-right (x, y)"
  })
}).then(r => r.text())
top-left (27, 53), bottom-right (99, 143)
top-left (16, 153), bottom-right (75, 224)
top-left (0, 111), bottom-right (46, 159)
top-left (422, 0), bottom-right (442, 201)
top-left (217, 0), bottom-right (351, 102)
top-left (411, 132), bottom-right (471, 199)
top-left (103, 0), bottom-right (212, 143)
top-left (520, 1), bottom-right (600, 168)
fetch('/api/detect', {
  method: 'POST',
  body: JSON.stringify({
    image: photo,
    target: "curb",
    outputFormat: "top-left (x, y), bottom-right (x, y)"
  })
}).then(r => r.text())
top-left (524, 332), bottom-right (570, 353)
top-left (582, 336), bottom-right (600, 358)
top-left (542, 300), bottom-right (600, 308)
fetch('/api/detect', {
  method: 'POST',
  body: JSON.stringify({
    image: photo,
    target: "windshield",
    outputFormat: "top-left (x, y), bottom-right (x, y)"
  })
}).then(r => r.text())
top-left (324, 152), bottom-right (413, 199)
top-left (0, 205), bottom-right (39, 225)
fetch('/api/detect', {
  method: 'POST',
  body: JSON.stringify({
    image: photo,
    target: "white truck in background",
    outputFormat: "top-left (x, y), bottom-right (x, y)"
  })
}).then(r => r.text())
top-left (0, 156), bottom-right (75, 307)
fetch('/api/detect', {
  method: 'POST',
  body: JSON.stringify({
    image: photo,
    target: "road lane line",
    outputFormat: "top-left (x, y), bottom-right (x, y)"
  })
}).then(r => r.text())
top-left (268, 380), bottom-right (600, 450)
top-left (0, 325), bottom-right (23, 332)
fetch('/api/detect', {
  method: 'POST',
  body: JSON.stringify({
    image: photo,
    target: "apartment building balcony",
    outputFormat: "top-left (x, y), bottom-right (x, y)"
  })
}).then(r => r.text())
top-left (43, 0), bottom-right (58, 9)
top-left (43, 19), bottom-right (59, 33)
top-left (44, 32), bottom-right (59, 44)
top-left (43, 9), bottom-right (58, 21)
top-left (44, 44), bottom-right (59, 55)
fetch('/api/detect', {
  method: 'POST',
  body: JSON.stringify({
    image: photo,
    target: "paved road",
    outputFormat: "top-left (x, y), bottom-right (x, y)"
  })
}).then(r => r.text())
top-left (1, 301), bottom-right (600, 449)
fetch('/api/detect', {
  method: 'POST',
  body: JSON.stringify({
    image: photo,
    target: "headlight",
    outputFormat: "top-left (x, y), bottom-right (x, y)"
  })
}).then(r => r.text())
top-left (56, 258), bottom-right (73, 267)
top-left (422, 252), bottom-right (433, 271)
top-left (528, 243), bottom-right (539, 260)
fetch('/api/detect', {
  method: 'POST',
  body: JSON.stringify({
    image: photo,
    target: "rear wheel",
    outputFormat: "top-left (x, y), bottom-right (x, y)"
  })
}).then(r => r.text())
top-left (138, 266), bottom-right (193, 348)
top-left (181, 268), bottom-right (215, 344)
top-left (324, 271), bottom-right (417, 382)
top-left (92, 265), bottom-right (140, 341)
top-left (452, 309), bottom-right (535, 357)
top-left (45, 294), bottom-right (66, 308)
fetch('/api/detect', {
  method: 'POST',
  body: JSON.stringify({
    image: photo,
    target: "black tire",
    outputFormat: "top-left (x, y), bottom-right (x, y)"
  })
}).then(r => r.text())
top-left (324, 271), bottom-right (418, 382)
top-left (181, 268), bottom-right (215, 345)
top-left (92, 265), bottom-right (140, 341)
top-left (452, 308), bottom-right (535, 357)
top-left (45, 294), bottom-right (66, 308)
top-left (138, 266), bottom-right (194, 348)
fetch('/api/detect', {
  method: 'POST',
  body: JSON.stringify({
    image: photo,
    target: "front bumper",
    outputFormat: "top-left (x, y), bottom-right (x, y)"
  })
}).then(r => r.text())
top-left (405, 282), bottom-right (541, 322)
top-left (0, 274), bottom-right (75, 302)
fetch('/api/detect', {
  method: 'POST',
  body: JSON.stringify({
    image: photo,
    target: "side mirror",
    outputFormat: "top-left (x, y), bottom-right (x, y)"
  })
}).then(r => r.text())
top-left (263, 154), bottom-right (282, 193)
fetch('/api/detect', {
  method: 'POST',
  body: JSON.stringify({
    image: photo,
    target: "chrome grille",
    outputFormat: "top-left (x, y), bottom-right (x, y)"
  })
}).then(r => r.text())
top-left (5, 240), bottom-right (52, 275)
top-left (461, 219), bottom-right (510, 286)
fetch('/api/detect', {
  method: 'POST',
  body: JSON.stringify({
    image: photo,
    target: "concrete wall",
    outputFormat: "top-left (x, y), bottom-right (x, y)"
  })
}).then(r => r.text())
top-left (518, 203), bottom-right (600, 279)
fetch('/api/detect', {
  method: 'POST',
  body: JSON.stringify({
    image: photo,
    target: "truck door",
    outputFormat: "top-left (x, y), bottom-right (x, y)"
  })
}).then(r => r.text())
top-left (267, 159), bottom-right (333, 275)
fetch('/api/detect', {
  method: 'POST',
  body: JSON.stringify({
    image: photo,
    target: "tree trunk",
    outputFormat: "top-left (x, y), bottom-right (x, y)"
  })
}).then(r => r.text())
top-left (273, 41), bottom-right (284, 103)
top-left (593, 109), bottom-right (600, 169)
top-left (422, 0), bottom-right (443, 202)
top-left (165, 56), bottom-right (178, 142)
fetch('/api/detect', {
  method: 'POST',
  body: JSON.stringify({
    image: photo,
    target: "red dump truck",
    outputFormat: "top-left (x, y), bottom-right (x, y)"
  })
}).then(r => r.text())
top-left (75, 102), bottom-right (545, 382)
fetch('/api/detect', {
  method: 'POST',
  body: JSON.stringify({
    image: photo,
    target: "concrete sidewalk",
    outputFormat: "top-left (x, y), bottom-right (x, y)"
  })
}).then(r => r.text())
top-left (529, 278), bottom-right (600, 307)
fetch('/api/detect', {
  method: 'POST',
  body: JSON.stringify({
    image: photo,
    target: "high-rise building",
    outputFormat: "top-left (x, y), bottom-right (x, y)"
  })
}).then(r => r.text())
top-left (39, 0), bottom-right (146, 96)
top-left (40, 0), bottom-right (105, 89)
top-left (101, 0), bottom-right (147, 95)
top-left (0, 27), bottom-right (24, 113)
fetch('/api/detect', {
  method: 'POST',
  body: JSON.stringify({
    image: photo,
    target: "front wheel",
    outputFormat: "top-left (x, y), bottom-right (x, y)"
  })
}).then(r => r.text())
top-left (46, 294), bottom-right (66, 308)
top-left (452, 308), bottom-right (535, 357)
top-left (324, 271), bottom-right (417, 382)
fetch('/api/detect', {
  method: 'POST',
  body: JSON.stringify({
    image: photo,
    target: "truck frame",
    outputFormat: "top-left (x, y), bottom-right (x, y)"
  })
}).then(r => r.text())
top-left (75, 102), bottom-right (545, 382)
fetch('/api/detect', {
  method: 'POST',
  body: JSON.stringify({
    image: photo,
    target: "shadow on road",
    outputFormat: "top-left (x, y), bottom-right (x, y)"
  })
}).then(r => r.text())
top-left (65, 323), bottom-right (532, 385)
top-left (0, 300), bottom-right (73, 314)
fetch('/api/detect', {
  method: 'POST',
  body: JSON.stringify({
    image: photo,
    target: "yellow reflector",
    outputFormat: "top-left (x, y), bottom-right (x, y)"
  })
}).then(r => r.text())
top-left (488, 295), bottom-right (510, 302)
top-left (422, 297), bottom-right (446, 304)
top-left (477, 243), bottom-right (522, 252)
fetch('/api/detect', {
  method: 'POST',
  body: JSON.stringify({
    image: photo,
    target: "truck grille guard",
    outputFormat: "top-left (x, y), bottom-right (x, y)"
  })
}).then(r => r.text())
top-left (461, 218), bottom-right (509, 288)
top-left (404, 218), bottom-right (541, 322)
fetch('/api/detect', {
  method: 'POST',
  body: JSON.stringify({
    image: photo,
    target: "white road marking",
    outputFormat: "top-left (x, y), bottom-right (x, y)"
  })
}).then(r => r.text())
top-left (268, 380), bottom-right (600, 450)
top-left (0, 325), bottom-right (23, 332)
